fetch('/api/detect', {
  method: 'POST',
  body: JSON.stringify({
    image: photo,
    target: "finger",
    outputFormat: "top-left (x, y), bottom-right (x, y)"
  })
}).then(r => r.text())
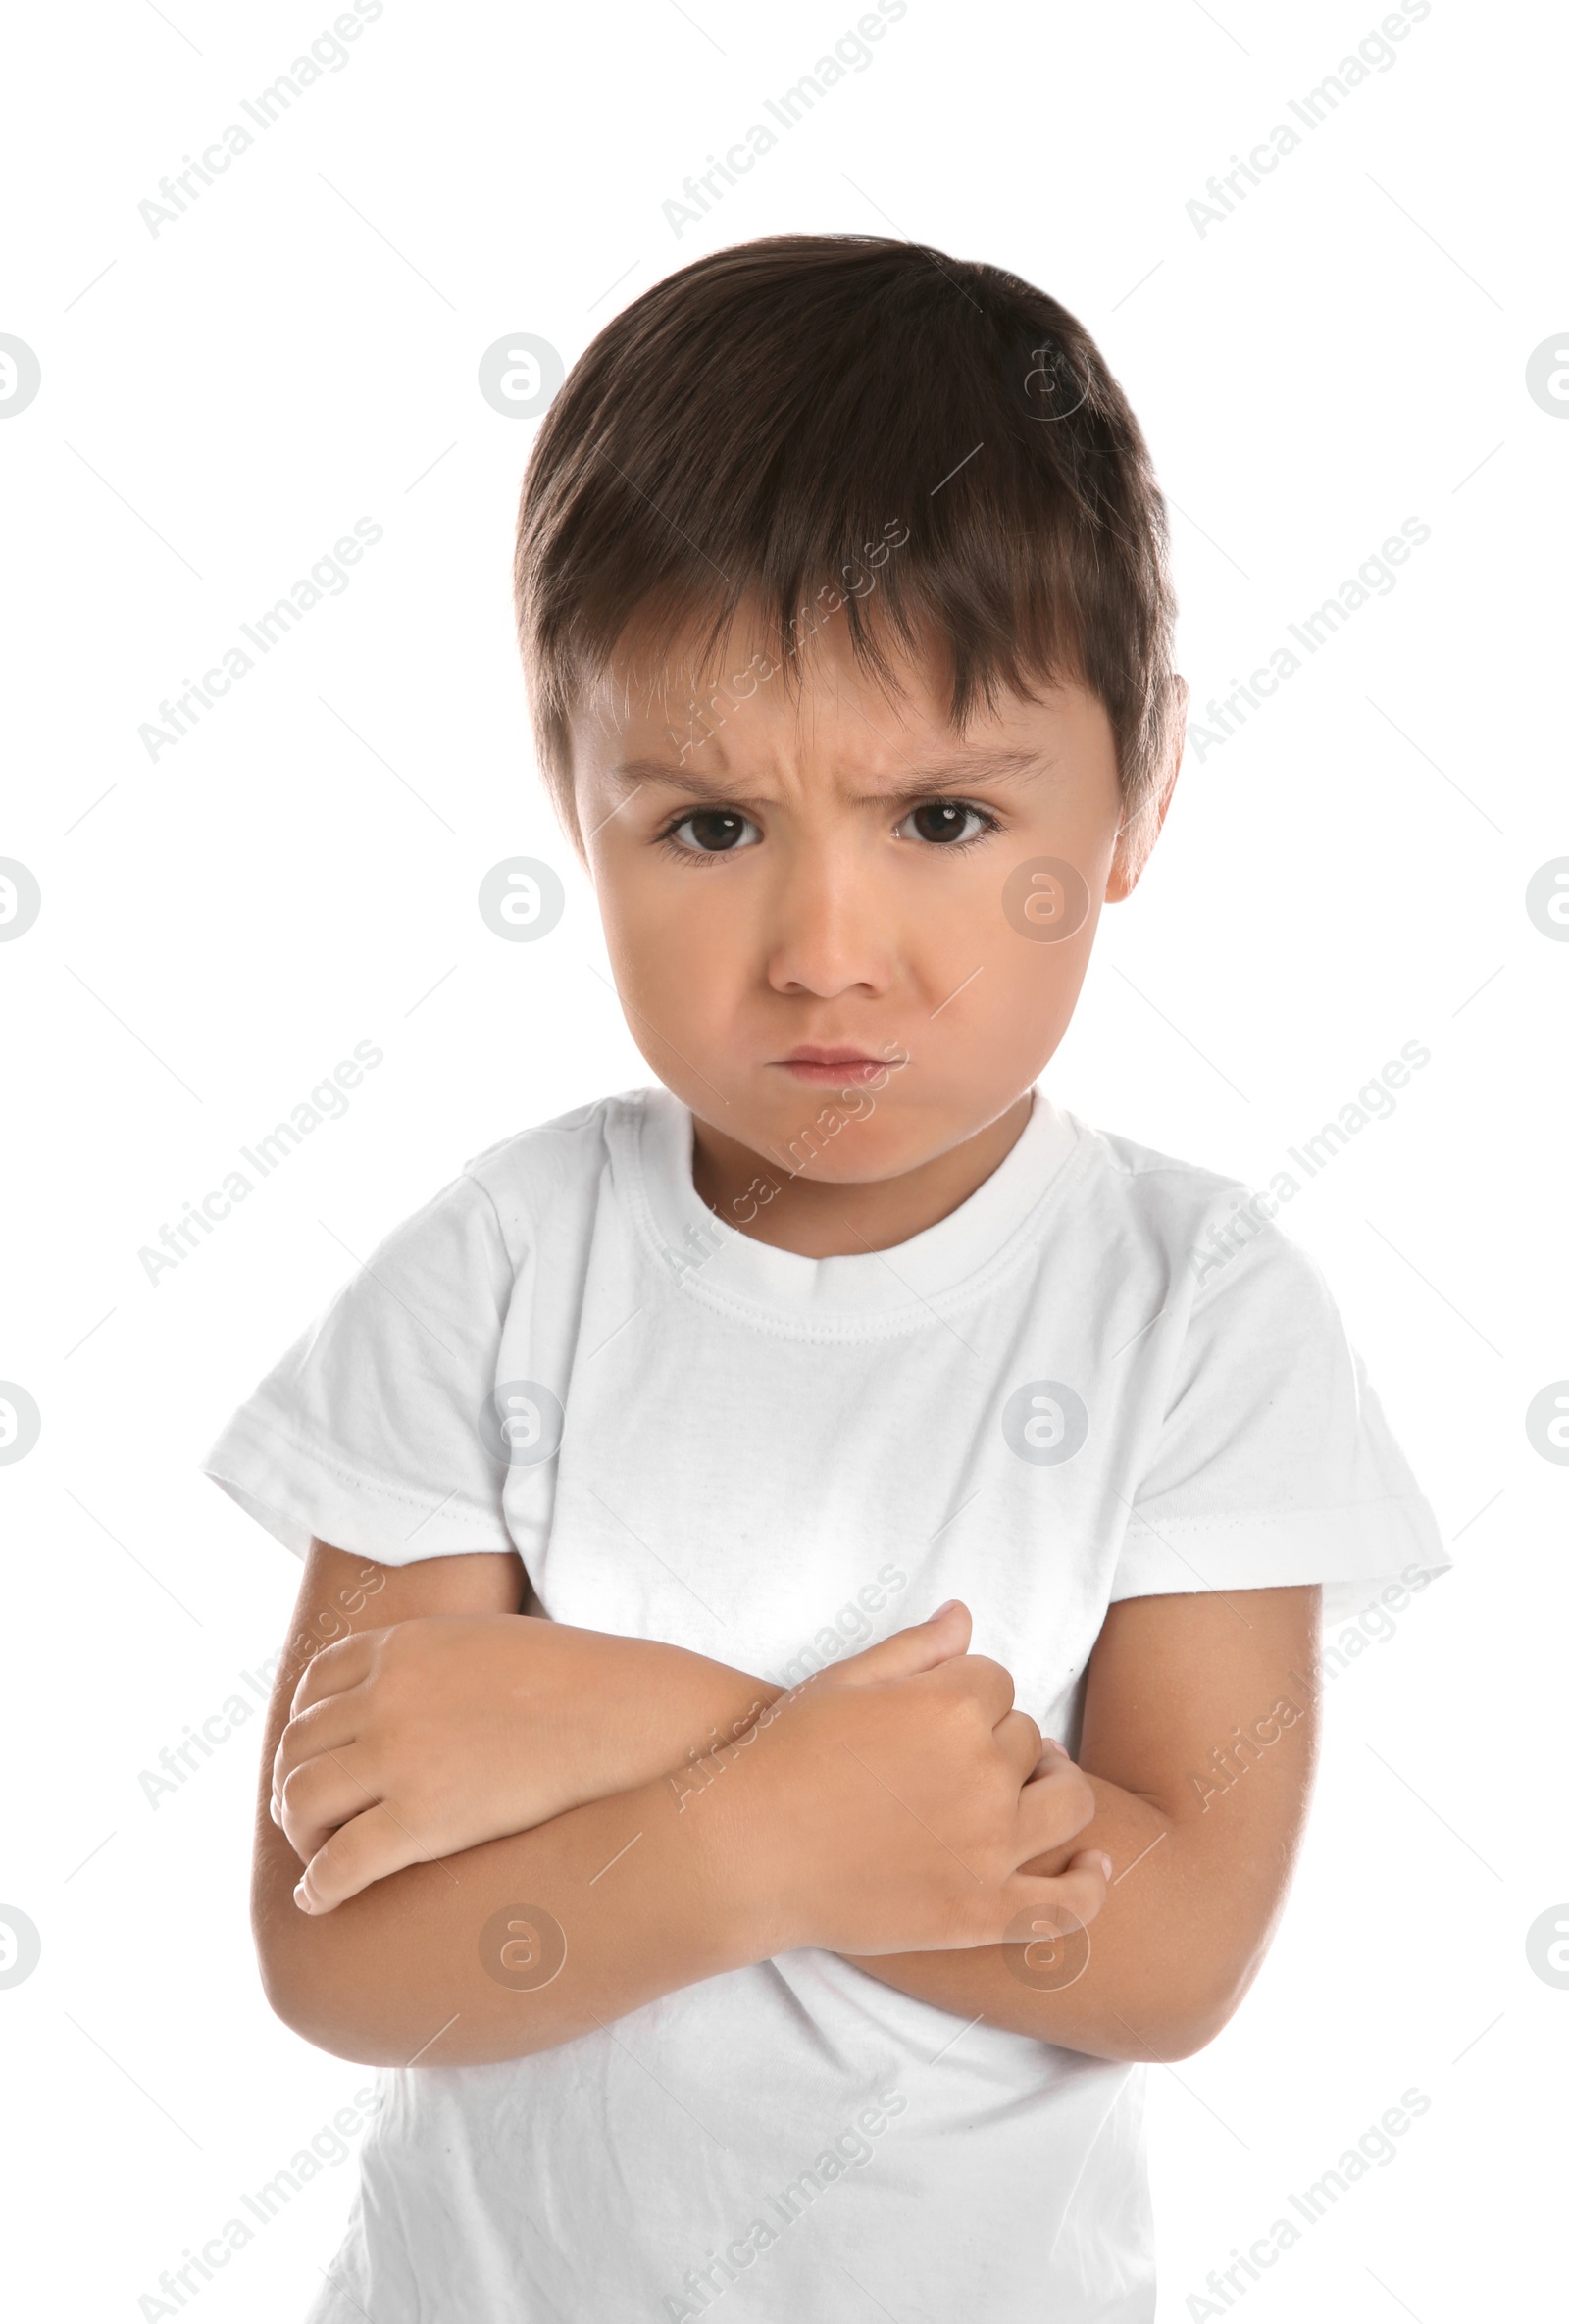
top-left (272, 1689), bottom-right (371, 1818)
top-left (929, 1650), bottom-right (1016, 1727)
top-left (1073, 1844), bottom-right (1116, 1888)
top-left (1014, 1756), bottom-right (1097, 1858)
top-left (278, 1744), bottom-right (383, 1865)
top-left (993, 1708), bottom-right (1045, 1783)
top-left (289, 1628), bottom-right (382, 1718)
top-left (292, 1800), bottom-right (428, 1915)
top-left (1002, 1852), bottom-right (1111, 1945)
top-left (803, 1599), bottom-right (973, 1691)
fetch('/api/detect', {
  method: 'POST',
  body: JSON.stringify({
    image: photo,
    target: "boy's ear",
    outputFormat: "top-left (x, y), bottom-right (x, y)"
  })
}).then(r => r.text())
top-left (1106, 674), bottom-right (1188, 902)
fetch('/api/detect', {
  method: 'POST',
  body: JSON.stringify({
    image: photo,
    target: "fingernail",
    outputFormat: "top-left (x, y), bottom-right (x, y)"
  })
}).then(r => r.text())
top-left (269, 1795), bottom-right (280, 1824)
top-left (1097, 1853), bottom-right (1114, 1881)
top-left (293, 1880), bottom-right (313, 1913)
top-left (932, 1598), bottom-right (959, 1618)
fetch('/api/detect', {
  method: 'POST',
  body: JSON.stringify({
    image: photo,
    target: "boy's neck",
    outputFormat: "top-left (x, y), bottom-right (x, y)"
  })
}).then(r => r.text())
top-left (688, 1091), bottom-right (1035, 1259)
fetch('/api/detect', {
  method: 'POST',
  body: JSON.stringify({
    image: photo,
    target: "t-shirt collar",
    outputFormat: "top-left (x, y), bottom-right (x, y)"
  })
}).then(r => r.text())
top-left (631, 1079), bottom-right (1081, 1324)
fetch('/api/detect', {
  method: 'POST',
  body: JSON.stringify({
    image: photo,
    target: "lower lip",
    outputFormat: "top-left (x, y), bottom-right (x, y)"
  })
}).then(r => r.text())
top-left (776, 1058), bottom-right (887, 1086)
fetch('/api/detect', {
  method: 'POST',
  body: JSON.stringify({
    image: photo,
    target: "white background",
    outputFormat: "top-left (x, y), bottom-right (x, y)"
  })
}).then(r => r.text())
top-left (2, 1), bottom-right (1564, 2316)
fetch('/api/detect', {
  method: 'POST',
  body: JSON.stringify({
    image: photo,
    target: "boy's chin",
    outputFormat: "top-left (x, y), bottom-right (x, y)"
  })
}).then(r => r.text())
top-left (734, 1101), bottom-right (984, 1186)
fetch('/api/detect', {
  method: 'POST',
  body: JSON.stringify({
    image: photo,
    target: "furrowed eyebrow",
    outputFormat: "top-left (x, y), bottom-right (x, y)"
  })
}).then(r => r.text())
top-left (605, 759), bottom-right (736, 795)
top-left (604, 749), bottom-right (1056, 802)
top-left (866, 750), bottom-right (1056, 802)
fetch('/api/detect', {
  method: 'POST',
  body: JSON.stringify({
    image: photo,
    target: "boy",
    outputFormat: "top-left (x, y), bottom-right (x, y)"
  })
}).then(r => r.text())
top-left (204, 235), bottom-right (1450, 2322)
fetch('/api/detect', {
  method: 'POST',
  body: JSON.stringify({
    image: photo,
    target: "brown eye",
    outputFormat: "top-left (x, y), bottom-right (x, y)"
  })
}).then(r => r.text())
top-left (667, 809), bottom-right (758, 854)
top-left (900, 800), bottom-right (988, 845)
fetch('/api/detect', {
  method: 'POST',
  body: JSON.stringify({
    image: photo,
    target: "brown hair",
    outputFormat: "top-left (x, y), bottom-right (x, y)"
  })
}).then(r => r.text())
top-left (514, 233), bottom-right (1181, 869)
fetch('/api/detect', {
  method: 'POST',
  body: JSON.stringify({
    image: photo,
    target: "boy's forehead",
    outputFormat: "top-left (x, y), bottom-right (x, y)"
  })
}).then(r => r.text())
top-left (573, 616), bottom-right (1098, 793)
top-left (584, 614), bottom-right (940, 742)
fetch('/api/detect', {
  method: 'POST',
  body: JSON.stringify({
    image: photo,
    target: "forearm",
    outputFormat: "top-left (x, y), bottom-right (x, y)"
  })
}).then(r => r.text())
top-left (546, 1651), bottom-right (1194, 2057)
top-left (838, 1774), bottom-right (1175, 2057)
top-left (470, 1646), bottom-right (1168, 2044)
top-left (264, 1596), bottom-right (1123, 2066)
top-left (611, 1649), bottom-right (786, 1804)
top-left (272, 1616), bottom-right (1240, 2067)
top-left (428, 1645), bottom-right (1260, 2063)
top-left (621, 1595), bottom-right (1319, 2064)
top-left (489, 1651), bottom-right (1193, 2054)
top-left (255, 1766), bottom-right (764, 2068)
top-left (259, 1545), bottom-right (784, 2065)
top-left (842, 1767), bottom-right (1289, 2062)
top-left (500, 1618), bottom-right (786, 1815)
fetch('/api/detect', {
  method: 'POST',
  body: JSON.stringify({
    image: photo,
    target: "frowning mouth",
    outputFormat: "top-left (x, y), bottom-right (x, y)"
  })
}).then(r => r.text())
top-left (773, 1047), bottom-right (891, 1086)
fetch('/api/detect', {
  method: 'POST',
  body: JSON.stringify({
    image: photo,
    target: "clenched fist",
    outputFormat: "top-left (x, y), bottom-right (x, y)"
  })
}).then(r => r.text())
top-left (274, 1614), bottom-right (773, 1912)
top-left (694, 1601), bottom-right (1109, 1958)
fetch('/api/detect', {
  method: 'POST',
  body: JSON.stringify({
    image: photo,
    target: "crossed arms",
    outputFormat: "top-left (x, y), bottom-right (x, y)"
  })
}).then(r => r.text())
top-left (251, 1539), bottom-right (1319, 2070)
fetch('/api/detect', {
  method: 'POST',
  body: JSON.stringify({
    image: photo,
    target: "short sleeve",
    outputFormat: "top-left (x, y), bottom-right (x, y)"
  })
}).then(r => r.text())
top-left (1110, 1208), bottom-right (1451, 1632)
top-left (201, 1167), bottom-right (519, 1565)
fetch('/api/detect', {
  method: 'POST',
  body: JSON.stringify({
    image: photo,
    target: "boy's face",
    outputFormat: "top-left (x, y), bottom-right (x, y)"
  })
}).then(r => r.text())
top-left (568, 602), bottom-right (1176, 1190)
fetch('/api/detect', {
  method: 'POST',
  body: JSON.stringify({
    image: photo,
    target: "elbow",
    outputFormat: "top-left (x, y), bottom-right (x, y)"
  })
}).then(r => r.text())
top-left (253, 1915), bottom-right (404, 2068)
top-left (255, 1951), bottom-right (377, 2066)
top-left (1006, 1990), bottom-right (1232, 2063)
top-left (262, 1971), bottom-right (414, 2068)
top-left (1099, 2007), bottom-right (1229, 2065)
top-left (251, 1839), bottom-right (432, 2065)
top-left (252, 1921), bottom-right (576, 2071)
top-left (1086, 1962), bottom-right (1256, 2064)
top-left (1139, 1960), bottom-right (1258, 2062)
top-left (1130, 2009), bottom-right (1226, 2064)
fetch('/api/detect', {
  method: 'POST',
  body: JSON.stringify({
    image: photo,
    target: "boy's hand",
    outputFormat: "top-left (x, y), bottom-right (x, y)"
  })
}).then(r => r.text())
top-left (273, 1613), bottom-right (775, 1912)
top-left (709, 1601), bottom-right (1110, 1958)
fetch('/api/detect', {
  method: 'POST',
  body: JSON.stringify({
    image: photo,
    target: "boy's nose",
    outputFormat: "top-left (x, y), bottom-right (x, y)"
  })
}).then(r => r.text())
top-left (760, 847), bottom-right (895, 999)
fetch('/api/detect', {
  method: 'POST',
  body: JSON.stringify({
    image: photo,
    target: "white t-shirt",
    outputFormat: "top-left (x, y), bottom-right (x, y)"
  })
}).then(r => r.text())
top-left (203, 1083), bottom-right (1450, 2324)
